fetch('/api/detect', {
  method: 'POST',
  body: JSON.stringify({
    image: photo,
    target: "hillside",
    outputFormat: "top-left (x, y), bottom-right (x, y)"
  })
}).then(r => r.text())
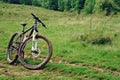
top-left (0, 2), bottom-right (120, 80)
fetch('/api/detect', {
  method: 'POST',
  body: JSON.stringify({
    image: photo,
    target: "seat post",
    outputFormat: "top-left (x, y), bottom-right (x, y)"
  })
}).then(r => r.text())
top-left (21, 22), bottom-right (27, 33)
top-left (22, 26), bottom-right (25, 33)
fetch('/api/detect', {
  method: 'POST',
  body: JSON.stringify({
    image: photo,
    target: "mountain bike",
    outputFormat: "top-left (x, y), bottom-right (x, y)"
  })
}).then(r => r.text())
top-left (7, 13), bottom-right (53, 70)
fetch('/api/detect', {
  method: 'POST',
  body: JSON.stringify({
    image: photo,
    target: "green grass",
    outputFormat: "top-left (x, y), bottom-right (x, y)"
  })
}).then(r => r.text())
top-left (0, 1), bottom-right (120, 80)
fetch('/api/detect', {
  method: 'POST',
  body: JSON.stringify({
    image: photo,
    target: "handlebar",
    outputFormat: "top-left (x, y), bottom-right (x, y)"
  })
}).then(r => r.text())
top-left (31, 13), bottom-right (46, 28)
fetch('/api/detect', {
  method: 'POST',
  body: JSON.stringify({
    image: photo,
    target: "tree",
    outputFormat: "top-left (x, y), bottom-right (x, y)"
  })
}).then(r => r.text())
top-left (24, 0), bottom-right (32, 5)
top-left (83, 0), bottom-right (96, 14)
top-left (2, 0), bottom-right (8, 2)
top-left (9, 0), bottom-right (20, 4)
top-left (47, 0), bottom-right (58, 10)
top-left (19, 0), bottom-right (25, 4)
top-left (58, 0), bottom-right (64, 11)
top-left (1, 0), bottom-right (120, 15)
top-left (75, 0), bottom-right (85, 14)
top-left (32, 0), bottom-right (41, 6)
top-left (64, 0), bottom-right (71, 11)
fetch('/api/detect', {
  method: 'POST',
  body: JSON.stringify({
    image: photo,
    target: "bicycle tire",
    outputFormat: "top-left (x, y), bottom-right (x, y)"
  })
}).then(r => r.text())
top-left (7, 33), bottom-right (20, 64)
top-left (19, 35), bottom-right (52, 70)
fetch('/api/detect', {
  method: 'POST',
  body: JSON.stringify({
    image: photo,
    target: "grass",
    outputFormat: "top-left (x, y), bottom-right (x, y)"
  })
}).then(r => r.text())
top-left (0, 1), bottom-right (120, 80)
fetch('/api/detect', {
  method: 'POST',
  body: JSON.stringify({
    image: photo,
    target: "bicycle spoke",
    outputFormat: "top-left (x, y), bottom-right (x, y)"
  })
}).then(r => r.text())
top-left (19, 35), bottom-right (52, 69)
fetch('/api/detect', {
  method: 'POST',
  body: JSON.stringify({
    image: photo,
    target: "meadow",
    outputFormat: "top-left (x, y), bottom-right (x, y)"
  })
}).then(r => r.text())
top-left (0, 2), bottom-right (120, 80)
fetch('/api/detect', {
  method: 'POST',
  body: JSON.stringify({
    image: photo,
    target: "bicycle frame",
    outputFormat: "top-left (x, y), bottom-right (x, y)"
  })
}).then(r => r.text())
top-left (16, 19), bottom-right (39, 54)
top-left (14, 13), bottom-right (46, 57)
top-left (7, 13), bottom-right (52, 69)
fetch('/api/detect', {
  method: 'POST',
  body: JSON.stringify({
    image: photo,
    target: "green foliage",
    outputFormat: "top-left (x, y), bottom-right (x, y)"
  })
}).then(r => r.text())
top-left (101, 0), bottom-right (120, 15)
top-left (79, 33), bottom-right (112, 45)
top-left (58, 0), bottom-right (64, 11)
top-left (83, 0), bottom-right (96, 14)
top-left (47, 0), bottom-right (58, 10)
top-left (32, 0), bottom-right (41, 6)
top-left (64, 0), bottom-right (71, 11)
top-left (24, 0), bottom-right (32, 5)
top-left (1, 0), bottom-right (120, 15)
top-left (75, 0), bottom-right (85, 14)
top-left (1, 0), bottom-right (8, 2)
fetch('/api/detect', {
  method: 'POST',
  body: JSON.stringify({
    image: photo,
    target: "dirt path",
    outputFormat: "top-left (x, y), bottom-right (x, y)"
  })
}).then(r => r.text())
top-left (65, 62), bottom-right (120, 76)
top-left (0, 62), bottom-right (72, 80)
top-left (0, 60), bottom-right (120, 79)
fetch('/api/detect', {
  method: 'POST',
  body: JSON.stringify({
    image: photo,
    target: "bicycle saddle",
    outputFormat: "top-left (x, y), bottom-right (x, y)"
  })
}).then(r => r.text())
top-left (21, 22), bottom-right (27, 27)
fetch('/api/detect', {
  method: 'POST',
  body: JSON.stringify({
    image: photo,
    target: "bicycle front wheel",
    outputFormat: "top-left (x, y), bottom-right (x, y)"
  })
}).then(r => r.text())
top-left (19, 35), bottom-right (52, 70)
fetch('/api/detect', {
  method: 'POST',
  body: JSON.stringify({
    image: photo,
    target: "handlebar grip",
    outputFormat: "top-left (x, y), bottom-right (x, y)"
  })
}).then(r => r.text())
top-left (38, 19), bottom-right (47, 28)
top-left (41, 22), bottom-right (46, 28)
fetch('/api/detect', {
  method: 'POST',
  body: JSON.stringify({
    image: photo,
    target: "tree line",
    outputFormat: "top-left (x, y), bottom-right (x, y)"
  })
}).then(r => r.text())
top-left (1, 0), bottom-right (120, 15)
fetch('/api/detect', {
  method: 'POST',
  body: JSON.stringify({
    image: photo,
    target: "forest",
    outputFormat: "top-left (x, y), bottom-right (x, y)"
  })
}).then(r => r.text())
top-left (1, 0), bottom-right (120, 15)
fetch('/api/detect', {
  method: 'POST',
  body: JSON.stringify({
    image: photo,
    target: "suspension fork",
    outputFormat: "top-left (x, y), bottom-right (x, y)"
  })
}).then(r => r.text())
top-left (32, 30), bottom-right (38, 51)
top-left (32, 20), bottom-right (39, 52)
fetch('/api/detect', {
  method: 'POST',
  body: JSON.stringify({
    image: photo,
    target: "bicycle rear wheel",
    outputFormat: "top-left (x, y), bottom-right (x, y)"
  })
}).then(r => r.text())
top-left (19, 35), bottom-right (52, 70)
top-left (7, 33), bottom-right (20, 64)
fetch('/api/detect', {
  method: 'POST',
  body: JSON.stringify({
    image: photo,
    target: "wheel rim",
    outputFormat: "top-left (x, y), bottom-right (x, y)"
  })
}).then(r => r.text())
top-left (7, 33), bottom-right (20, 63)
top-left (20, 36), bottom-right (51, 69)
